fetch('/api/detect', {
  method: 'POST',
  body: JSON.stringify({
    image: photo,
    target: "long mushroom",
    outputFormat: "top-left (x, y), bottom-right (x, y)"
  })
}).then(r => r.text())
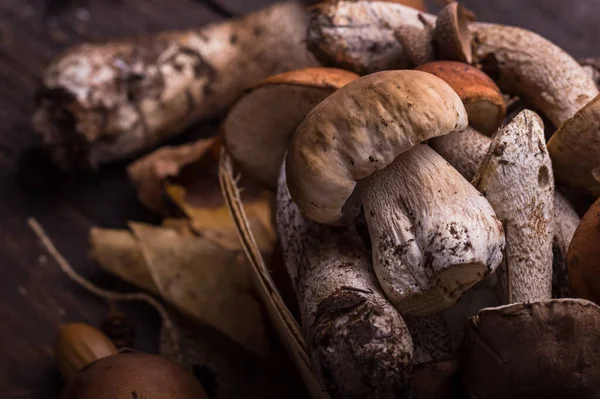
top-left (276, 163), bottom-right (413, 399)
top-left (33, 2), bottom-right (318, 171)
top-left (287, 70), bottom-right (505, 317)
top-left (473, 110), bottom-right (554, 303)
top-left (222, 67), bottom-right (358, 190)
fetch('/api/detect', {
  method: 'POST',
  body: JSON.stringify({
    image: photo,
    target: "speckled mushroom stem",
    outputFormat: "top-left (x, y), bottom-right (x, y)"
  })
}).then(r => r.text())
top-left (474, 110), bottom-right (554, 304)
top-left (432, 127), bottom-right (579, 298)
top-left (34, 2), bottom-right (317, 171)
top-left (360, 144), bottom-right (505, 316)
top-left (276, 164), bottom-right (414, 399)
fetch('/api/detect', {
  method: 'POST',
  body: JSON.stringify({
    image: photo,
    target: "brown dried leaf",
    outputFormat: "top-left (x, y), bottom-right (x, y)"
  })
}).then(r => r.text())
top-left (127, 138), bottom-right (216, 215)
top-left (89, 222), bottom-right (269, 356)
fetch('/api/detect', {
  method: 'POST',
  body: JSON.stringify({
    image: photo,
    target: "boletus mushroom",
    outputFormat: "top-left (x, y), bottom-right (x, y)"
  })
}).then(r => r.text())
top-left (568, 197), bottom-right (600, 303)
top-left (222, 67), bottom-right (358, 190)
top-left (276, 162), bottom-right (414, 399)
top-left (287, 70), bottom-right (505, 316)
top-left (461, 299), bottom-right (600, 399)
top-left (415, 61), bottom-right (506, 135)
top-left (55, 323), bottom-right (207, 399)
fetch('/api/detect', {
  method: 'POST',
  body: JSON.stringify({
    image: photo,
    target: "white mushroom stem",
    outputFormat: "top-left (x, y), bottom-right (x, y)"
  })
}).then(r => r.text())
top-left (308, 2), bottom-right (597, 127)
top-left (361, 144), bottom-right (505, 317)
top-left (432, 127), bottom-right (580, 298)
top-left (404, 315), bottom-right (452, 365)
top-left (473, 110), bottom-right (554, 304)
top-left (34, 2), bottom-right (317, 171)
top-left (276, 165), bottom-right (413, 398)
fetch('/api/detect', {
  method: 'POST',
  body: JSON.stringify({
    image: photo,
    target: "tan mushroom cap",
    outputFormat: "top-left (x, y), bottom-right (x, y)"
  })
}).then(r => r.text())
top-left (547, 93), bottom-right (600, 197)
top-left (416, 61), bottom-right (506, 135)
top-left (286, 70), bottom-right (468, 225)
top-left (223, 67), bottom-right (358, 190)
top-left (568, 197), bottom-right (600, 303)
top-left (461, 299), bottom-right (600, 399)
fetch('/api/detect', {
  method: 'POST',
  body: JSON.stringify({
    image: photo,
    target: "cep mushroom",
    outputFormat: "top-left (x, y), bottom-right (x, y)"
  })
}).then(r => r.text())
top-left (415, 61), bottom-right (506, 135)
top-left (276, 163), bottom-right (413, 399)
top-left (461, 299), bottom-right (600, 399)
top-left (568, 197), bottom-right (600, 303)
top-left (223, 67), bottom-right (358, 190)
top-left (286, 70), bottom-right (505, 316)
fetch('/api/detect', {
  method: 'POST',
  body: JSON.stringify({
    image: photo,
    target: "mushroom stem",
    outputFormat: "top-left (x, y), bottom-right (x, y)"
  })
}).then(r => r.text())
top-left (277, 164), bottom-right (413, 399)
top-left (404, 315), bottom-right (451, 365)
top-left (432, 126), bottom-right (580, 298)
top-left (361, 144), bottom-right (504, 316)
top-left (473, 110), bottom-right (554, 304)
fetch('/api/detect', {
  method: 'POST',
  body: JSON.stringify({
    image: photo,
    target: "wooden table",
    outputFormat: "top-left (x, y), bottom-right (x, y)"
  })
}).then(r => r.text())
top-left (0, 0), bottom-right (598, 397)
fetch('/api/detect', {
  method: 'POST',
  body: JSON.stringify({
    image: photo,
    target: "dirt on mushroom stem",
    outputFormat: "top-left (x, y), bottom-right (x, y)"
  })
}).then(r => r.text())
top-left (276, 163), bottom-right (413, 399)
top-left (33, 1), bottom-right (318, 171)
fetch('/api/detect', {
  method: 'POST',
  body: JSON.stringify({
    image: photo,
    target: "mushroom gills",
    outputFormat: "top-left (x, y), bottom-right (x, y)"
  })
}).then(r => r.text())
top-left (361, 144), bottom-right (504, 316)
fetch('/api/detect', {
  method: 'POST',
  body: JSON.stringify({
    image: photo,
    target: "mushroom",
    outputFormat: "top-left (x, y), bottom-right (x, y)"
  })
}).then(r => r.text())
top-left (473, 110), bottom-right (554, 303)
top-left (415, 61), bottom-right (506, 134)
top-left (431, 120), bottom-right (580, 299)
top-left (411, 360), bottom-right (466, 399)
top-left (433, 2), bottom-right (473, 64)
top-left (34, 2), bottom-right (318, 171)
top-left (461, 299), bottom-right (600, 399)
top-left (61, 352), bottom-right (209, 399)
top-left (276, 162), bottom-right (413, 399)
top-left (222, 67), bottom-right (358, 190)
top-left (547, 94), bottom-right (600, 197)
top-left (307, 1), bottom-right (436, 75)
top-left (568, 197), bottom-right (600, 303)
top-left (404, 315), bottom-right (452, 365)
top-left (287, 70), bottom-right (505, 317)
top-left (308, 1), bottom-right (599, 127)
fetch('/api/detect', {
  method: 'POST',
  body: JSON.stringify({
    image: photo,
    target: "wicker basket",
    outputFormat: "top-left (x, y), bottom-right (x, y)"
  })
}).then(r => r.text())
top-left (219, 149), bottom-right (329, 399)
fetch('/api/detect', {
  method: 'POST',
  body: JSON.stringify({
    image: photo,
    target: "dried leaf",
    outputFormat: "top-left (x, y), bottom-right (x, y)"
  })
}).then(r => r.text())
top-left (127, 138), bottom-right (216, 215)
top-left (90, 222), bottom-right (269, 356)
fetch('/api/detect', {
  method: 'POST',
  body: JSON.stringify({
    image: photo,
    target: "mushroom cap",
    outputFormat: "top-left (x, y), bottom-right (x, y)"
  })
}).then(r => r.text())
top-left (461, 299), bottom-right (600, 399)
top-left (61, 353), bottom-right (208, 399)
top-left (223, 67), bottom-right (358, 190)
top-left (568, 197), bottom-right (600, 302)
top-left (547, 93), bottom-right (600, 197)
top-left (411, 360), bottom-right (465, 399)
top-left (434, 2), bottom-right (473, 64)
top-left (416, 61), bottom-right (506, 134)
top-left (286, 70), bottom-right (468, 225)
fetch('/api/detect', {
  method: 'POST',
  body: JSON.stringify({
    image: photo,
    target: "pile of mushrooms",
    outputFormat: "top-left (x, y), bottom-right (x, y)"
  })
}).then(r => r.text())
top-left (30, 0), bottom-right (600, 397)
top-left (219, 2), bottom-right (600, 398)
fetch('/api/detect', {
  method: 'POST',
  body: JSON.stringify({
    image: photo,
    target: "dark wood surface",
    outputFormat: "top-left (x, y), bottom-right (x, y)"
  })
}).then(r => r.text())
top-left (0, 0), bottom-right (598, 397)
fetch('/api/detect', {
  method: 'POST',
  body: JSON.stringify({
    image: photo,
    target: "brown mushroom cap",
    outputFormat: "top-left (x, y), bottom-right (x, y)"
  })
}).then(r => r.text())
top-left (416, 61), bottom-right (506, 134)
top-left (434, 2), bottom-right (473, 64)
top-left (568, 197), bottom-right (600, 302)
top-left (61, 352), bottom-right (208, 399)
top-left (287, 69), bottom-right (467, 225)
top-left (461, 299), bottom-right (600, 399)
top-left (223, 67), bottom-right (358, 190)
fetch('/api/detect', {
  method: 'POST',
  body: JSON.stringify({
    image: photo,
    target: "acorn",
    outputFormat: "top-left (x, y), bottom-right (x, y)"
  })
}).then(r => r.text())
top-left (54, 323), bottom-right (118, 380)
top-left (54, 322), bottom-right (208, 399)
